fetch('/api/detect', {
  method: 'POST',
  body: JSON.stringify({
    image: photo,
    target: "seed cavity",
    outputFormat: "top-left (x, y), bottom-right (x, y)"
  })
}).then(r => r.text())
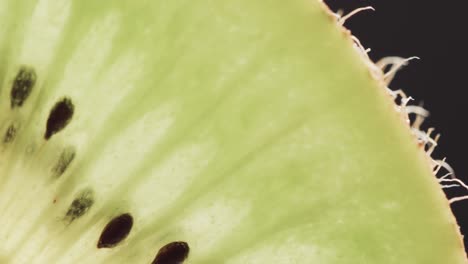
top-left (97, 213), bottom-right (133, 249)
top-left (51, 146), bottom-right (76, 179)
top-left (10, 66), bottom-right (37, 109)
top-left (65, 189), bottom-right (94, 223)
top-left (152, 241), bottom-right (190, 264)
top-left (45, 98), bottom-right (74, 140)
top-left (3, 124), bottom-right (18, 144)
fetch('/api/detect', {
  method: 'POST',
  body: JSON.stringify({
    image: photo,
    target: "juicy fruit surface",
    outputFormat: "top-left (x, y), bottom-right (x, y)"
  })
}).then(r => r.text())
top-left (0, 0), bottom-right (465, 263)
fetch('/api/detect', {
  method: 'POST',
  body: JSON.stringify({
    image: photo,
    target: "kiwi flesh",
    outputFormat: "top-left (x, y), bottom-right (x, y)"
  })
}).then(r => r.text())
top-left (0, 0), bottom-right (466, 263)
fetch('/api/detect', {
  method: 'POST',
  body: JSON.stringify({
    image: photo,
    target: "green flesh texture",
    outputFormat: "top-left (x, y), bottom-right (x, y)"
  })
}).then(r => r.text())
top-left (0, 0), bottom-right (465, 263)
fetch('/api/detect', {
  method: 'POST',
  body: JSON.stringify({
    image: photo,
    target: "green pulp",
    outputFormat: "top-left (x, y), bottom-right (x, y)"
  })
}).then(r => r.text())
top-left (0, 0), bottom-right (465, 263)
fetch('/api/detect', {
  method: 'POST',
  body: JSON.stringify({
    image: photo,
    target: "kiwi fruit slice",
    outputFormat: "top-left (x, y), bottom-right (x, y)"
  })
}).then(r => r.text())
top-left (0, 0), bottom-right (466, 263)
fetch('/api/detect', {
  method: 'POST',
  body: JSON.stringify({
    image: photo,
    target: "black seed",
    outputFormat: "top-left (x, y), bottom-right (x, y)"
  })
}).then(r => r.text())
top-left (65, 189), bottom-right (94, 223)
top-left (3, 124), bottom-right (17, 143)
top-left (97, 213), bottom-right (133, 249)
top-left (44, 98), bottom-right (74, 140)
top-left (10, 66), bottom-right (37, 109)
top-left (52, 146), bottom-right (76, 179)
top-left (152, 241), bottom-right (190, 264)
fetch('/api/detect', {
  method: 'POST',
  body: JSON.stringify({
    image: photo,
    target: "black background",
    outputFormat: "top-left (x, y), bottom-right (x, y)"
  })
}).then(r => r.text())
top-left (325, 0), bottom-right (468, 253)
